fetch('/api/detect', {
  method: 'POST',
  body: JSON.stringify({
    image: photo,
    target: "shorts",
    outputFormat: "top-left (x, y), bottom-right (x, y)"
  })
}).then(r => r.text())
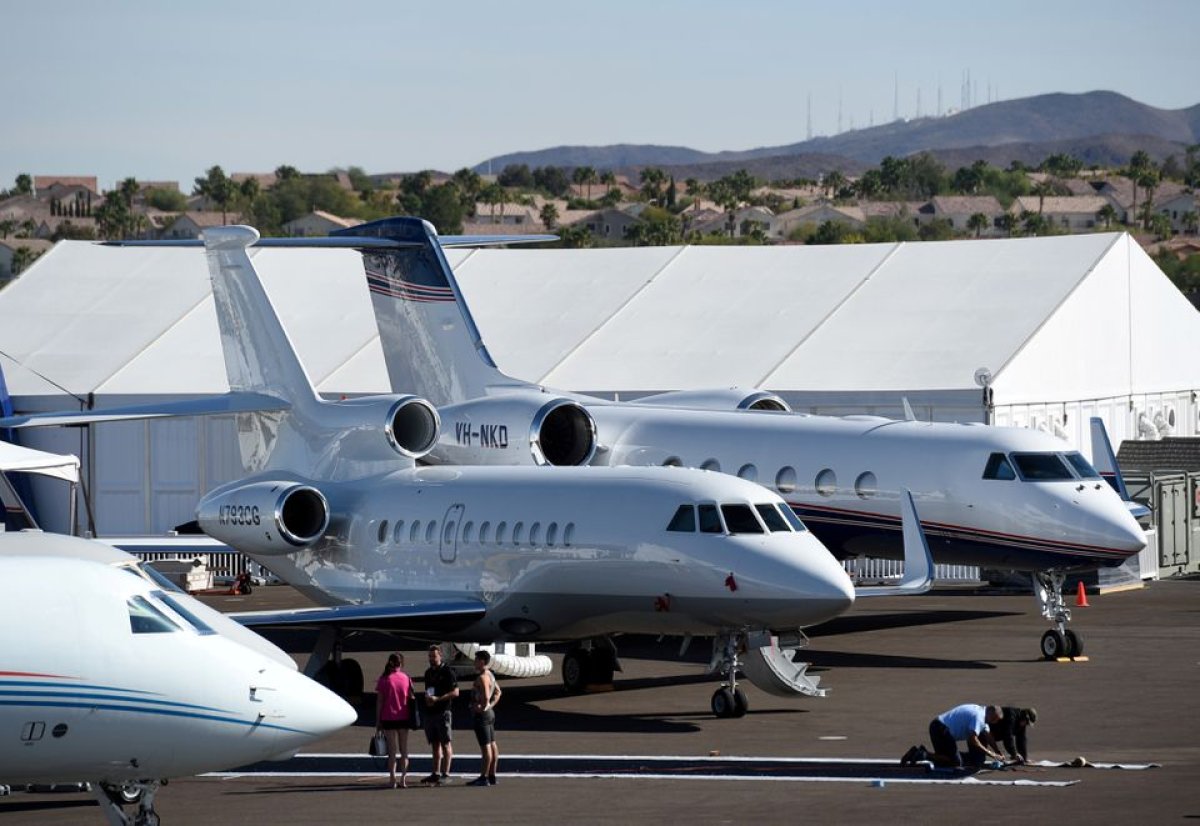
top-left (379, 719), bottom-right (406, 731)
top-left (425, 708), bottom-right (453, 745)
top-left (473, 709), bottom-right (496, 746)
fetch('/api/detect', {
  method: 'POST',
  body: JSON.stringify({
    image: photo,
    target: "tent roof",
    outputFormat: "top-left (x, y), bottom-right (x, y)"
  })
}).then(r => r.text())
top-left (0, 441), bottom-right (79, 482)
top-left (0, 233), bottom-right (1195, 404)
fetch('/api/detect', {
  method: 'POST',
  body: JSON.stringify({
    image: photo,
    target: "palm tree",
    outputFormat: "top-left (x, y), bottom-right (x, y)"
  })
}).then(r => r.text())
top-left (822, 170), bottom-right (847, 200)
top-left (639, 168), bottom-right (667, 204)
top-left (1031, 179), bottom-right (1057, 215)
top-left (539, 202), bottom-right (559, 230)
top-left (1182, 210), bottom-right (1199, 236)
top-left (996, 212), bottom-right (1017, 237)
top-left (0, 219), bottom-right (15, 239)
top-left (1097, 204), bottom-right (1118, 229)
top-left (966, 212), bottom-right (989, 238)
top-left (14, 173), bottom-right (32, 195)
top-left (684, 178), bottom-right (704, 213)
top-left (1137, 169), bottom-right (1161, 229)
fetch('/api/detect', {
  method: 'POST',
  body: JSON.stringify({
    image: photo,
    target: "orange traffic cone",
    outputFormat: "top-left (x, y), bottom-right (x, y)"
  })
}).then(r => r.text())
top-left (1075, 581), bottom-right (1090, 607)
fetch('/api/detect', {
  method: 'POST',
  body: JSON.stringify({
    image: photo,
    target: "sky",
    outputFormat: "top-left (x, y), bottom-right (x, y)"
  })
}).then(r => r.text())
top-left (3, 0), bottom-right (1197, 192)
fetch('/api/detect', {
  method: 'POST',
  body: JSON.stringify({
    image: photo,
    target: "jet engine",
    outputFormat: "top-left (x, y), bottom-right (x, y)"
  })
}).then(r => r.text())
top-left (197, 481), bottom-right (329, 555)
top-left (428, 395), bottom-right (597, 466)
top-left (327, 395), bottom-right (441, 462)
top-left (630, 388), bottom-right (791, 412)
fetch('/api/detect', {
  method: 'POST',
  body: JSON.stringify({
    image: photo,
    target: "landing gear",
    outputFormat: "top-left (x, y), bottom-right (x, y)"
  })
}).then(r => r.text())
top-left (95, 780), bottom-right (160, 826)
top-left (1033, 572), bottom-right (1083, 659)
top-left (305, 628), bottom-right (363, 700)
top-left (561, 639), bottom-right (620, 693)
top-left (709, 633), bottom-right (750, 718)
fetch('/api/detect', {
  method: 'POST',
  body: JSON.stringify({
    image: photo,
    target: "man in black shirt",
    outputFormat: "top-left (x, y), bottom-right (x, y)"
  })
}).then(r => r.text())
top-left (989, 706), bottom-right (1037, 763)
top-left (421, 644), bottom-right (460, 785)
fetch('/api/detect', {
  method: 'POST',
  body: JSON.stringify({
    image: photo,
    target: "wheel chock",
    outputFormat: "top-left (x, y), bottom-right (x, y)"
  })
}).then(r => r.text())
top-left (1054, 656), bottom-right (1090, 663)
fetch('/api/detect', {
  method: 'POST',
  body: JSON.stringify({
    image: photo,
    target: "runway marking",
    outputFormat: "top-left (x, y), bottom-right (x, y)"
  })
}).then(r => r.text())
top-left (205, 753), bottom-right (1077, 787)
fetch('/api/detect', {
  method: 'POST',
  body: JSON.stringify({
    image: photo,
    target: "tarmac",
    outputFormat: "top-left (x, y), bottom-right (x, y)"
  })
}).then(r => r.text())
top-left (4, 578), bottom-right (1197, 825)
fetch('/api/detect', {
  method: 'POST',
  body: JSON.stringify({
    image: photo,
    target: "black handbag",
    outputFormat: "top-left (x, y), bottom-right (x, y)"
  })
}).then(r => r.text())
top-left (368, 731), bottom-right (387, 757)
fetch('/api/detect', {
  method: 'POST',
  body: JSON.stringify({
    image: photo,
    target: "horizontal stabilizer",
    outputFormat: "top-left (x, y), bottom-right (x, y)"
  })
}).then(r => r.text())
top-left (856, 489), bottom-right (934, 597)
top-left (231, 598), bottom-right (486, 634)
top-left (0, 392), bottom-right (290, 429)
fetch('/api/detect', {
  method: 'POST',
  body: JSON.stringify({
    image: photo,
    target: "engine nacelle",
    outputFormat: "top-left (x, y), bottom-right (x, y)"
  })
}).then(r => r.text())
top-left (328, 394), bottom-right (441, 461)
top-left (429, 395), bottom-right (597, 466)
top-left (630, 388), bottom-right (791, 412)
top-left (197, 481), bottom-right (329, 555)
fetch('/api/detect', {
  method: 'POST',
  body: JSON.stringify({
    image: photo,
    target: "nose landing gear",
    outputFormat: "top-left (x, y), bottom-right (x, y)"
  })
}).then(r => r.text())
top-left (1034, 571), bottom-right (1084, 659)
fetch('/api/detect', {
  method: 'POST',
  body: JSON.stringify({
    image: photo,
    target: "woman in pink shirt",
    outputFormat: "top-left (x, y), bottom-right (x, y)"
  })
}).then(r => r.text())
top-left (375, 652), bottom-right (414, 788)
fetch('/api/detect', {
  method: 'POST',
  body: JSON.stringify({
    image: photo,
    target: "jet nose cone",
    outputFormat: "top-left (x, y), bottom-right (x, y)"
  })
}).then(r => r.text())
top-left (280, 669), bottom-right (358, 739)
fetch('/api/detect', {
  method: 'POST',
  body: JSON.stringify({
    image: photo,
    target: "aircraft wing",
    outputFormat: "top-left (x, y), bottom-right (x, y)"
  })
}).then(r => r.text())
top-left (855, 489), bottom-right (935, 597)
top-left (0, 392), bottom-right (290, 429)
top-left (230, 598), bottom-right (487, 634)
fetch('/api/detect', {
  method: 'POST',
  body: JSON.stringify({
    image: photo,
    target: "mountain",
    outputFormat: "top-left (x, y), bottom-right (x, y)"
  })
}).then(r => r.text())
top-left (474, 91), bottom-right (1200, 177)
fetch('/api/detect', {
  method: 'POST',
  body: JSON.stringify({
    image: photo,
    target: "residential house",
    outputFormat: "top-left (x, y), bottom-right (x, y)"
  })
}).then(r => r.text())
top-left (1155, 190), bottom-right (1198, 234)
top-left (0, 238), bottom-right (52, 281)
top-left (281, 210), bottom-right (361, 237)
top-left (1010, 196), bottom-right (1111, 232)
top-left (580, 205), bottom-right (646, 241)
top-left (928, 195), bottom-right (1004, 236)
top-left (33, 176), bottom-right (98, 198)
top-left (769, 203), bottom-right (865, 238)
top-left (160, 211), bottom-right (242, 239)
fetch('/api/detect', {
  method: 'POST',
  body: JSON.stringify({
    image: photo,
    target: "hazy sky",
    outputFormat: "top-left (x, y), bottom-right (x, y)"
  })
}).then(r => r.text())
top-left (3, 0), bottom-right (1196, 191)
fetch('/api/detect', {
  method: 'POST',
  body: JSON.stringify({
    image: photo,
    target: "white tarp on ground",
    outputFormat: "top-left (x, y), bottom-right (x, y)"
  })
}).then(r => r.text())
top-left (2, 232), bottom-right (1199, 533)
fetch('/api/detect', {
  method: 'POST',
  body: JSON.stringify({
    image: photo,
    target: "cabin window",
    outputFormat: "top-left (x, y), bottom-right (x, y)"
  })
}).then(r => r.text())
top-left (700, 458), bottom-right (721, 472)
top-left (755, 503), bottom-right (790, 532)
top-left (721, 503), bottom-right (764, 534)
top-left (1063, 452), bottom-right (1101, 479)
top-left (777, 503), bottom-right (808, 532)
top-left (563, 523), bottom-right (575, 546)
top-left (462, 521), bottom-right (474, 543)
top-left (426, 520), bottom-right (438, 543)
top-left (512, 522), bottom-right (524, 546)
top-left (737, 463), bottom-right (758, 482)
top-left (377, 520), bottom-right (389, 544)
top-left (546, 522), bottom-right (559, 546)
top-left (495, 521), bottom-right (508, 544)
top-left (667, 505), bottom-right (696, 532)
top-left (775, 466), bottom-right (797, 493)
top-left (479, 521), bottom-right (491, 544)
top-left (815, 468), bottom-right (837, 497)
top-left (128, 596), bottom-right (180, 634)
top-left (155, 592), bottom-right (216, 635)
top-left (855, 471), bottom-right (877, 499)
top-left (529, 522), bottom-right (542, 545)
top-left (698, 504), bottom-right (723, 534)
top-left (410, 520), bottom-right (422, 542)
top-left (982, 452), bottom-right (1016, 480)
top-left (1011, 453), bottom-right (1074, 481)
top-left (393, 521), bottom-right (405, 543)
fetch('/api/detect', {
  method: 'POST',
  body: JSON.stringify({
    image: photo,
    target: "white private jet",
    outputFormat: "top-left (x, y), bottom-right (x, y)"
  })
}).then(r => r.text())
top-left (0, 531), bottom-right (355, 826)
top-left (326, 216), bottom-right (1144, 661)
top-left (5, 226), bottom-right (880, 718)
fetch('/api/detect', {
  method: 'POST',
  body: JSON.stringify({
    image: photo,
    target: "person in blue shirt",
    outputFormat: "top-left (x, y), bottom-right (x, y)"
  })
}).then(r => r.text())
top-left (903, 704), bottom-right (1007, 768)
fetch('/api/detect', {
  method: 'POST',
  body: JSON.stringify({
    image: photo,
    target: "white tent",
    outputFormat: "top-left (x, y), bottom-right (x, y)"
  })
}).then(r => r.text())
top-left (1, 232), bottom-right (1196, 534)
top-left (0, 441), bottom-right (79, 482)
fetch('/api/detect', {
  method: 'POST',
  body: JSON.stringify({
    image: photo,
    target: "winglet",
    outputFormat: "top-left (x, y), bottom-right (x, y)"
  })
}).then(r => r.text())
top-left (1090, 417), bottom-right (1151, 520)
top-left (856, 489), bottom-right (934, 597)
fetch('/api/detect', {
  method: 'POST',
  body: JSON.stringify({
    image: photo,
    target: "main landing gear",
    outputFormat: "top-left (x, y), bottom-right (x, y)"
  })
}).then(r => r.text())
top-left (561, 638), bottom-right (619, 693)
top-left (305, 628), bottom-right (364, 700)
top-left (1033, 571), bottom-right (1084, 659)
top-left (95, 780), bottom-right (161, 826)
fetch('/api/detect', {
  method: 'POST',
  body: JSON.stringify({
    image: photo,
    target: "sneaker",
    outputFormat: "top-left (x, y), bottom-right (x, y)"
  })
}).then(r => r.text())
top-left (467, 777), bottom-right (489, 787)
top-left (900, 745), bottom-right (920, 766)
top-left (487, 775), bottom-right (497, 786)
top-left (420, 773), bottom-right (439, 786)
top-left (915, 746), bottom-right (931, 765)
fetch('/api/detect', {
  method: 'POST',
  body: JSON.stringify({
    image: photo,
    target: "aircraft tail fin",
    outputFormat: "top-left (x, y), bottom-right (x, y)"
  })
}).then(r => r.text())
top-left (1090, 416), bottom-right (1151, 520)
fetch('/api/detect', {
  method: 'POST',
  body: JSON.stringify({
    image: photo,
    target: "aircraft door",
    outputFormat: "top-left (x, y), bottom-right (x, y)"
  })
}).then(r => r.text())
top-left (439, 504), bottom-right (464, 563)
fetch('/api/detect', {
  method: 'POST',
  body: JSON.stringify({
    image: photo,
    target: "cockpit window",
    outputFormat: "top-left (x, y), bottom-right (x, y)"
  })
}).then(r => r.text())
top-left (1012, 452), bottom-right (1074, 481)
top-left (983, 452), bottom-right (1016, 480)
top-left (755, 503), bottom-right (791, 532)
top-left (721, 504), bottom-right (764, 534)
top-left (120, 562), bottom-right (186, 593)
top-left (777, 504), bottom-right (808, 533)
top-left (128, 595), bottom-right (180, 634)
top-left (698, 504), bottom-right (723, 534)
top-left (1063, 452), bottom-right (1102, 479)
top-left (666, 505), bottom-right (696, 532)
top-left (155, 592), bottom-right (216, 635)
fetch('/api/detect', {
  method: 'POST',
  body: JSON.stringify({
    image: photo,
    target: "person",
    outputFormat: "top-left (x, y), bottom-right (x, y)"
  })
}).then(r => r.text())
top-left (904, 703), bottom-right (1007, 768)
top-left (374, 652), bottom-right (413, 788)
top-left (466, 651), bottom-right (502, 787)
top-left (989, 706), bottom-right (1037, 763)
top-left (421, 644), bottom-right (459, 786)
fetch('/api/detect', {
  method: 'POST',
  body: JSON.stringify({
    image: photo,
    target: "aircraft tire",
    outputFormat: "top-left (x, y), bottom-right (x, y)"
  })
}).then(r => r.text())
top-left (340, 658), bottom-right (365, 699)
top-left (316, 661), bottom-right (345, 695)
top-left (562, 649), bottom-right (591, 693)
top-left (1064, 630), bottom-right (1083, 658)
top-left (732, 688), bottom-right (749, 718)
top-left (711, 687), bottom-right (736, 718)
top-left (588, 648), bottom-right (616, 685)
top-left (102, 783), bottom-right (142, 806)
top-left (1040, 630), bottom-right (1066, 660)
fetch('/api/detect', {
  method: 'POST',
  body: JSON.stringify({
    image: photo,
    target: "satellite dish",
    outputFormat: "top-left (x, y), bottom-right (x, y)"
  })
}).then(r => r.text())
top-left (973, 367), bottom-right (992, 388)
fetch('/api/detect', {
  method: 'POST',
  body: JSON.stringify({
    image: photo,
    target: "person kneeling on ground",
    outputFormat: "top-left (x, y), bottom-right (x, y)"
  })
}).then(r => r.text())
top-left (902, 703), bottom-right (1007, 768)
top-left (989, 706), bottom-right (1037, 764)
